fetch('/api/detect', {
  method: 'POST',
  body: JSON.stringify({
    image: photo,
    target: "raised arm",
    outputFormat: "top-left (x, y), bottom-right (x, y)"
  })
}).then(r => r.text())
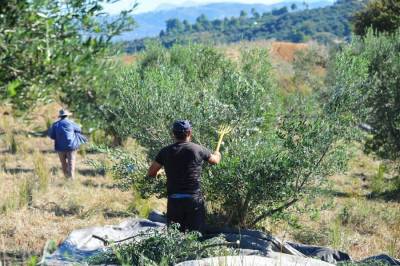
top-left (208, 151), bottom-right (221, 165)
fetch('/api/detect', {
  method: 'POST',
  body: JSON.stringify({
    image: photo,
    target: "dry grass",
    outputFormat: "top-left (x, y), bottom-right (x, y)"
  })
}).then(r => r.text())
top-left (1, 105), bottom-right (399, 262)
top-left (217, 40), bottom-right (326, 94)
top-left (0, 107), bottom-right (165, 261)
top-left (271, 147), bottom-right (400, 260)
top-left (216, 40), bottom-right (309, 63)
top-left (120, 40), bottom-right (310, 66)
top-left (120, 54), bottom-right (139, 65)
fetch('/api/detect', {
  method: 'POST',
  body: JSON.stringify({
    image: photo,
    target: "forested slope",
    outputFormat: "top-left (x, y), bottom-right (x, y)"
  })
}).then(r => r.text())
top-left (125, 0), bottom-right (366, 52)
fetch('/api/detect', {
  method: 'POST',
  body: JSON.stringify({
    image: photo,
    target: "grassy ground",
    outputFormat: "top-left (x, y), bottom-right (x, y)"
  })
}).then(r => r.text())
top-left (268, 147), bottom-right (400, 260)
top-left (0, 103), bottom-right (165, 263)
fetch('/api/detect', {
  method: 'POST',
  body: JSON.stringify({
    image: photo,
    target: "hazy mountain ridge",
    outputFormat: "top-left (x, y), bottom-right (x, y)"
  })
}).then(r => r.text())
top-left (124, 0), bottom-right (364, 52)
top-left (116, 1), bottom-right (333, 40)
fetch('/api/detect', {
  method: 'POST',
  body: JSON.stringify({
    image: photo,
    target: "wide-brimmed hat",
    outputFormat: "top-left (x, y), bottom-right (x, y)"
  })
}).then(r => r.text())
top-left (58, 109), bottom-right (72, 117)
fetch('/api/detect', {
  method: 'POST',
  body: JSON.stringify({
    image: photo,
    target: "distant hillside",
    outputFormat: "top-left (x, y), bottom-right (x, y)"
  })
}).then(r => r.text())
top-left (124, 0), bottom-right (365, 52)
top-left (115, 0), bottom-right (333, 40)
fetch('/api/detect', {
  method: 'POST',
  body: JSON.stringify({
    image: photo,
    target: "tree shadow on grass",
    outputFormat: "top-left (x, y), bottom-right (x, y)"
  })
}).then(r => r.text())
top-left (367, 188), bottom-right (400, 202)
top-left (103, 209), bottom-right (136, 219)
top-left (317, 189), bottom-right (354, 198)
top-left (38, 149), bottom-right (56, 154)
top-left (78, 168), bottom-right (105, 177)
top-left (34, 202), bottom-right (84, 217)
top-left (81, 179), bottom-right (117, 189)
top-left (4, 168), bottom-right (33, 174)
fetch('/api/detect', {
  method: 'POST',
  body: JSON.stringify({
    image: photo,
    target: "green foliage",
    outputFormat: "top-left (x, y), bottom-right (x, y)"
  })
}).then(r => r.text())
top-left (209, 96), bottom-right (352, 227)
top-left (9, 135), bottom-right (17, 154)
top-left (371, 163), bottom-right (386, 194)
top-left (128, 189), bottom-right (153, 218)
top-left (87, 145), bottom-right (149, 191)
top-left (100, 44), bottom-right (353, 227)
top-left (0, 0), bottom-right (135, 110)
top-left (353, 0), bottom-right (400, 36)
top-left (328, 218), bottom-right (343, 249)
top-left (293, 46), bottom-right (328, 91)
top-left (46, 239), bottom-right (58, 255)
top-left (101, 44), bottom-right (274, 157)
top-left (27, 255), bottom-right (38, 266)
top-left (125, 0), bottom-right (364, 52)
top-left (330, 30), bottom-right (400, 163)
top-left (88, 225), bottom-right (234, 265)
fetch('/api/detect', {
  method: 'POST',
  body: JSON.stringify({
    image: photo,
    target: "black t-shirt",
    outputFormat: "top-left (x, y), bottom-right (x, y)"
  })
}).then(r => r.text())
top-left (155, 142), bottom-right (212, 195)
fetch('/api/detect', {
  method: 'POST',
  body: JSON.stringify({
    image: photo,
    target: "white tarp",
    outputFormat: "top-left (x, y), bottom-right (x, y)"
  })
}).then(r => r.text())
top-left (42, 211), bottom-right (400, 266)
top-left (176, 254), bottom-right (334, 266)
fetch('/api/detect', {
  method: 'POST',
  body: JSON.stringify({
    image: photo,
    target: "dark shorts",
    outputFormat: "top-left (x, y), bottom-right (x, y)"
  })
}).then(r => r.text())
top-left (167, 195), bottom-right (206, 233)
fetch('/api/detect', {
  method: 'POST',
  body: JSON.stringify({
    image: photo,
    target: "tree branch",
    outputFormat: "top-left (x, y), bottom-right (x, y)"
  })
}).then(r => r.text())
top-left (250, 198), bottom-right (299, 227)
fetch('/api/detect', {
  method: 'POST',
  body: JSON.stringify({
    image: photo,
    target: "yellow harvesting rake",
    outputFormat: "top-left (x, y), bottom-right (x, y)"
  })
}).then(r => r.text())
top-left (216, 125), bottom-right (233, 152)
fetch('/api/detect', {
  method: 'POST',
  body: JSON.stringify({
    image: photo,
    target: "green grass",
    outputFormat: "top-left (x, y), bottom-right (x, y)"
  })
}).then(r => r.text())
top-left (18, 177), bottom-right (34, 207)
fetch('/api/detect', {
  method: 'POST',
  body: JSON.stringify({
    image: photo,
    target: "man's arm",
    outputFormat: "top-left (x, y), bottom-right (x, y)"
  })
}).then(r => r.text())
top-left (48, 124), bottom-right (56, 140)
top-left (147, 161), bottom-right (163, 177)
top-left (208, 151), bottom-right (221, 165)
top-left (72, 122), bottom-right (81, 133)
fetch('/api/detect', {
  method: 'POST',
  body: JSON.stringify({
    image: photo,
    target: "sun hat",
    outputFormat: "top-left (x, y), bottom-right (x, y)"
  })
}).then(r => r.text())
top-left (58, 109), bottom-right (72, 117)
top-left (172, 120), bottom-right (192, 132)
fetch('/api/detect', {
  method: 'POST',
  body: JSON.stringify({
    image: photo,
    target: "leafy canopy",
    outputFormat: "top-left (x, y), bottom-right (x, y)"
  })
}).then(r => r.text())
top-left (100, 44), bottom-right (353, 227)
top-left (353, 0), bottom-right (400, 36)
top-left (330, 29), bottom-right (400, 162)
top-left (0, 0), bottom-right (135, 109)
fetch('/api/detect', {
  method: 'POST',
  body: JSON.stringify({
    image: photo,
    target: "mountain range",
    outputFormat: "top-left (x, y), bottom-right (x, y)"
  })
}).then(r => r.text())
top-left (116, 0), bottom-right (334, 41)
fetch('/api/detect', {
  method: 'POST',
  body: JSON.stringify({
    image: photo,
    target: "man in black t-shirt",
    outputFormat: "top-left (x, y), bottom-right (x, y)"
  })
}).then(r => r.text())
top-left (147, 120), bottom-right (221, 233)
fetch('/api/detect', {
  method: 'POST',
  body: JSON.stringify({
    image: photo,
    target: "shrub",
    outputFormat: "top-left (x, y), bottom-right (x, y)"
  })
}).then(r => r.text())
top-left (330, 30), bottom-right (400, 166)
top-left (100, 44), bottom-right (274, 153)
top-left (100, 44), bottom-right (352, 227)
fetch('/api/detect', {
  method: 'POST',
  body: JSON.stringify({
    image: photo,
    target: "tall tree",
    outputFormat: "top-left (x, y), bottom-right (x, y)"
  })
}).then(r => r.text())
top-left (0, 0), bottom-right (135, 110)
top-left (331, 30), bottom-right (400, 161)
top-left (353, 0), bottom-right (400, 36)
top-left (251, 8), bottom-right (260, 19)
top-left (166, 18), bottom-right (184, 33)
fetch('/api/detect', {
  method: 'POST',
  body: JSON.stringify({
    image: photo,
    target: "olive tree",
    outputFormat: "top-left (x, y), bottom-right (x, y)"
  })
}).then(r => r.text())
top-left (353, 0), bottom-right (400, 36)
top-left (101, 44), bottom-right (352, 227)
top-left (0, 0), bottom-right (135, 110)
top-left (330, 29), bottom-right (400, 162)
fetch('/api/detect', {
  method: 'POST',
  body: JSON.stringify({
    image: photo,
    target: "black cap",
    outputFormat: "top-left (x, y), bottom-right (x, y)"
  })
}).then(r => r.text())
top-left (172, 120), bottom-right (192, 132)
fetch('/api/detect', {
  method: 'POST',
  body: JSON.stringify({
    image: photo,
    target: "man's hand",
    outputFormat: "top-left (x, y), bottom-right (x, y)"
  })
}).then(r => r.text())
top-left (208, 151), bottom-right (221, 165)
top-left (147, 161), bottom-right (163, 177)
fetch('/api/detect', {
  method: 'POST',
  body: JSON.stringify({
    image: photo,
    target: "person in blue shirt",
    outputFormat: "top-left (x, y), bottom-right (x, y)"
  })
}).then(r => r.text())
top-left (48, 109), bottom-right (86, 179)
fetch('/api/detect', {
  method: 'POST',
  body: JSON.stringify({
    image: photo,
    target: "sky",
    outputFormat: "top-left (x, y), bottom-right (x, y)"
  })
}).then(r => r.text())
top-left (103, 0), bottom-right (287, 14)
